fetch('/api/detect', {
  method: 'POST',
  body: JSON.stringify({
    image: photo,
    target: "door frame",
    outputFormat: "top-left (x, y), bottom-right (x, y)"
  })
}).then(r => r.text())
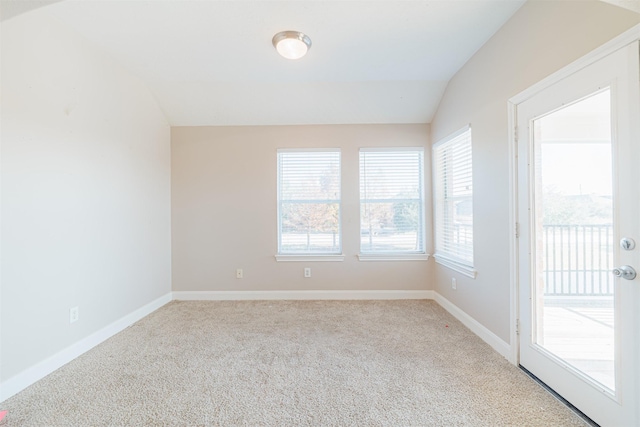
top-left (508, 24), bottom-right (640, 366)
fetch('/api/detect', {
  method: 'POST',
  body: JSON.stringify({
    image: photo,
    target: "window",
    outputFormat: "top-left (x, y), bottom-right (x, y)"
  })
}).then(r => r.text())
top-left (277, 149), bottom-right (341, 258)
top-left (359, 148), bottom-right (426, 259)
top-left (433, 126), bottom-right (475, 277)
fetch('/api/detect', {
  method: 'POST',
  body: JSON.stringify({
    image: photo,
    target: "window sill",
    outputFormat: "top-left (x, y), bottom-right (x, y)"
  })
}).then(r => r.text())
top-left (433, 254), bottom-right (477, 278)
top-left (275, 254), bottom-right (345, 262)
top-left (358, 253), bottom-right (430, 262)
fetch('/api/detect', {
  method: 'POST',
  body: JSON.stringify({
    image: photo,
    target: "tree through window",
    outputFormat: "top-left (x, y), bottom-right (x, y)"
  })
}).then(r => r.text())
top-left (277, 149), bottom-right (341, 254)
top-left (359, 148), bottom-right (425, 254)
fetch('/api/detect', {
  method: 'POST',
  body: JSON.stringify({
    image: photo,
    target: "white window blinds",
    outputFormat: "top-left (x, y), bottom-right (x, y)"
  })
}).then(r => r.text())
top-left (277, 149), bottom-right (341, 254)
top-left (360, 148), bottom-right (425, 254)
top-left (433, 127), bottom-right (474, 267)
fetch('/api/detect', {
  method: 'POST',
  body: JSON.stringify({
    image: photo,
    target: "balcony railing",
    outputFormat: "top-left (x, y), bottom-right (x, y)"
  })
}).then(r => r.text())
top-left (543, 224), bottom-right (614, 296)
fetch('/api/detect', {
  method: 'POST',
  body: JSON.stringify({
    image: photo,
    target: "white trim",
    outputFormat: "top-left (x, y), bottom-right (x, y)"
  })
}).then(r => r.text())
top-left (510, 23), bottom-right (640, 105)
top-left (358, 149), bottom-right (427, 256)
top-left (432, 291), bottom-right (511, 360)
top-left (275, 254), bottom-right (345, 262)
top-left (432, 127), bottom-right (475, 267)
top-left (277, 149), bottom-right (343, 256)
top-left (506, 23), bottom-right (640, 368)
top-left (0, 289), bottom-right (518, 403)
top-left (276, 147), bottom-right (341, 153)
top-left (175, 291), bottom-right (512, 362)
top-left (507, 100), bottom-right (520, 365)
top-left (359, 147), bottom-right (425, 152)
top-left (0, 293), bottom-right (172, 402)
top-left (172, 290), bottom-right (435, 301)
top-left (358, 253), bottom-right (430, 261)
top-left (433, 254), bottom-right (477, 279)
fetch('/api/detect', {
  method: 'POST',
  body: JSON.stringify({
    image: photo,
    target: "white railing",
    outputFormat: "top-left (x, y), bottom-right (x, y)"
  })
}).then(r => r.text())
top-left (543, 224), bottom-right (614, 296)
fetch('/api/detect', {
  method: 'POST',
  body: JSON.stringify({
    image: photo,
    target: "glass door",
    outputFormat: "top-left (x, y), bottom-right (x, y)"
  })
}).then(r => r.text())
top-left (532, 89), bottom-right (615, 390)
top-left (516, 42), bottom-right (639, 426)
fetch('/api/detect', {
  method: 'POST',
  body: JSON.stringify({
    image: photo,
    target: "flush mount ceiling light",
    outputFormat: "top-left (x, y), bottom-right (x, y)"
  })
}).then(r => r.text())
top-left (272, 31), bottom-right (312, 60)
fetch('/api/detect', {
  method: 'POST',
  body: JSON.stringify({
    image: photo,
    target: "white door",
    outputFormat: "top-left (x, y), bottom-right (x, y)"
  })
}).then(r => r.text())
top-left (516, 42), bottom-right (640, 426)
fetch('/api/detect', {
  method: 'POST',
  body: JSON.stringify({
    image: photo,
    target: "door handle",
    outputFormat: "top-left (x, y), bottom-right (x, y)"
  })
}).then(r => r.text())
top-left (613, 265), bottom-right (637, 280)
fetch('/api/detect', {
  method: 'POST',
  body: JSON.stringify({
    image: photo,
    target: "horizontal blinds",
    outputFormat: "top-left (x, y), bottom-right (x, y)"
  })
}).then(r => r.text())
top-left (433, 128), bottom-right (473, 265)
top-left (278, 150), bottom-right (341, 254)
top-left (360, 149), bottom-right (425, 253)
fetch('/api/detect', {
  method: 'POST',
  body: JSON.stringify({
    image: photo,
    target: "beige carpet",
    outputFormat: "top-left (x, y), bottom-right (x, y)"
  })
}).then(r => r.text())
top-left (1, 300), bottom-right (587, 426)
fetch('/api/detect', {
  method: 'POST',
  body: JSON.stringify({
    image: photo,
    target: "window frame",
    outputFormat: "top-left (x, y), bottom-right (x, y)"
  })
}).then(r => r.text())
top-left (432, 126), bottom-right (477, 278)
top-left (358, 147), bottom-right (429, 261)
top-left (276, 148), bottom-right (344, 261)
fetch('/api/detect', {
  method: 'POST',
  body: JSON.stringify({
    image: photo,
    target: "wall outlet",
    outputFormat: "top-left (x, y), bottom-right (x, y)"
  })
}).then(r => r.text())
top-left (69, 306), bottom-right (79, 324)
top-left (452, 278), bottom-right (457, 290)
top-left (236, 268), bottom-right (243, 279)
top-left (304, 267), bottom-right (311, 278)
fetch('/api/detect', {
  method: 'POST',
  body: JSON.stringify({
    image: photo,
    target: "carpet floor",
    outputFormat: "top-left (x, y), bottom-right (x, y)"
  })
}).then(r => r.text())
top-left (1, 300), bottom-right (588, 426)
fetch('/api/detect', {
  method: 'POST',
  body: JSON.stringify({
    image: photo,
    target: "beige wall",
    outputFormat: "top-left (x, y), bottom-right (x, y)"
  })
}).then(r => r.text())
top-left (1, 11), bottom-right (172, 382)
top-left (4, 0), bottom-right (636, 390)
top-left (171, 124), bottom-right (432, 292)
top-left (430, 0), bottom-right (640, 343)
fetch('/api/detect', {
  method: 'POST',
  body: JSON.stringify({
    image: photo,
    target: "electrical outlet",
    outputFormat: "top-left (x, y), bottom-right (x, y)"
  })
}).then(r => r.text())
top-left (236, 268), bottom-right (243, 279)
top-left (69, 306), bottom-right (79, 324)
top-left (452, 278), bottom-right (457, 290)
top-left (304, 267), bottom-right (311, 278)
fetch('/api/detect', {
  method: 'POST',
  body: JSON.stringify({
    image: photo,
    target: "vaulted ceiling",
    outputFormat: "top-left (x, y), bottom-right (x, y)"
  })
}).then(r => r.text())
top-left (4, 1), bottom-right (531, 125)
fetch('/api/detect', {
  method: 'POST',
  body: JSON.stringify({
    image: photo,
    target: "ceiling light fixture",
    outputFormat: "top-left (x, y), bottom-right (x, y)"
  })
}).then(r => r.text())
top-left (272, 31), bottom-right (312, 60)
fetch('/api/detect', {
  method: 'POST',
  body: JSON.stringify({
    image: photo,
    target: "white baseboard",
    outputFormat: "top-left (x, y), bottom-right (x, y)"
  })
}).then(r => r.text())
top-left (173, 291), bottom-right (512, 360)
top-left (1, 289), bottom-right (511, 403)
top-left (432, 292), bottom-right (512, 360)
top-left (0, 292), bottom-right (172, 403)
top-left (173, 290), bottom-right (435, 301)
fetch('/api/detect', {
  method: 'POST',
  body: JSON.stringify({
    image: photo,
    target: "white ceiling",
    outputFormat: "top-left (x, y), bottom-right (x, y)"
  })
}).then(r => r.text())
top-left (10, 0), bottom-right (528, 126)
